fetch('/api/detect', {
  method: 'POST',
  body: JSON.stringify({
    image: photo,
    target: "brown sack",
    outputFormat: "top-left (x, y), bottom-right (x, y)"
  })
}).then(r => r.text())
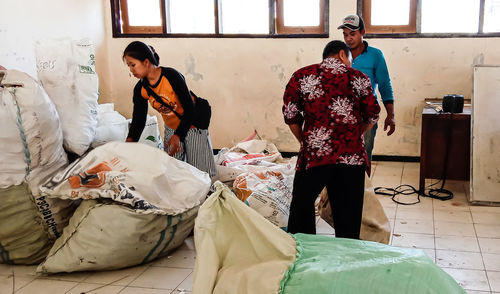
top-left (318, 174), bottom-right (391, 244)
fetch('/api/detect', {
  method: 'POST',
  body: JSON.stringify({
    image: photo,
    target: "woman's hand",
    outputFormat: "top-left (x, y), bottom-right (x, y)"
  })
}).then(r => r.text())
top-left (166, 134), bottom-right (181, 156)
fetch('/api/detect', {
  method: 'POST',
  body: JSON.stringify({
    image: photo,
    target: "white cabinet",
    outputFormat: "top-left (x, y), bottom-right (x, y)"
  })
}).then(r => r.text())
top-left (470, 65), bottom-right (500, 203)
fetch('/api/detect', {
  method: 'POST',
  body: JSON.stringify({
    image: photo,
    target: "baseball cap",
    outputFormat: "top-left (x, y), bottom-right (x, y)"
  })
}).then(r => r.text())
top-left (337, 14), bottom-right (365, 31)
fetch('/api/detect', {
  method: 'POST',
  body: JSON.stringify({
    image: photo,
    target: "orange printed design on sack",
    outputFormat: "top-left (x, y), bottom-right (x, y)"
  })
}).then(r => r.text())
top-left (233, 171), bottom-right (283, 202)
top-left (68, 162), bottom-right (113, 189)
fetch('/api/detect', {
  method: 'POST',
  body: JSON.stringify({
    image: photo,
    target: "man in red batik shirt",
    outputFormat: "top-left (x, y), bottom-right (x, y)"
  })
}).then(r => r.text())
top-left (283, 40), bottom-right (380, 239)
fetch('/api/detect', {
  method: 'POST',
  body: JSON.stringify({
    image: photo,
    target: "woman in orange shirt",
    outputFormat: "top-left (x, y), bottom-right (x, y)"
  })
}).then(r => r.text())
top-left (123, 41), bottom-right (216, 177)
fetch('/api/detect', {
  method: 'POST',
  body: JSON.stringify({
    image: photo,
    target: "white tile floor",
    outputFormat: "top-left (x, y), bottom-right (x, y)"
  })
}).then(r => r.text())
top-left (1, 161), bottom-right (500, 294)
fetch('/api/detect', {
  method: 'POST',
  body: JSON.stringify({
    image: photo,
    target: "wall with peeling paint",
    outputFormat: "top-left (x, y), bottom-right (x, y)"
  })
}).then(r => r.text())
top-left (99, 1), bottom-right (500, 156)
top-left (3, 0), bottom-right (500, 157)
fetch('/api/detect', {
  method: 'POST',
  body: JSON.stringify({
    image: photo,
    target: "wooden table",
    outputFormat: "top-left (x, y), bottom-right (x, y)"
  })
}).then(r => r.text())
top-left (419, 107), bottom-right (471, 192)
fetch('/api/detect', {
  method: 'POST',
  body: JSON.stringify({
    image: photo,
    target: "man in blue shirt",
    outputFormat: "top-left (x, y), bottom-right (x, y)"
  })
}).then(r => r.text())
top-left (338, 15), bottom-right (395, 175)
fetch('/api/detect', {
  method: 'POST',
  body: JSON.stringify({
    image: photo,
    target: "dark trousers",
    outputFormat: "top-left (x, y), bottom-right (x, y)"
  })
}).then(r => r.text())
top-left (287, 164), bottom-right (365, 239)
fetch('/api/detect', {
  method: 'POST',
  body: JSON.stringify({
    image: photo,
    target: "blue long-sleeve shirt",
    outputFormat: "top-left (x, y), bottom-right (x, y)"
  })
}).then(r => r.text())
top-left (352, 41), bottom-right (394, 105)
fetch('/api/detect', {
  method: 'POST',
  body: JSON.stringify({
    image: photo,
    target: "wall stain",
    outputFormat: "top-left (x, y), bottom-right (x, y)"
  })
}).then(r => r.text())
top-left (473, 53), bottom-right (484, 65)
top-left (296, 48), bottom-right (304, 64)
top-left (271, 64), bottom-right (286, 83)
top-left (185, 55), bottom-right (203, 81)
top-left (403, 46), bottom-right (410, 53)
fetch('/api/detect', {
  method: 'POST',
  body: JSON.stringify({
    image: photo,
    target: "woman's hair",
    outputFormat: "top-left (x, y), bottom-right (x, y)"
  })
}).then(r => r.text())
top-left (123, 41), bottom-right (160, 66)
top-left (322, 40), bottom-right (350, 60)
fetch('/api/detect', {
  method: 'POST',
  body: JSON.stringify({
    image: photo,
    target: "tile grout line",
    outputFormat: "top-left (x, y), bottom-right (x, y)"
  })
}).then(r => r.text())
top-left (173, 269), bottom-right (194, 293)
top-left (473, 205), bottom-right (492, 292)
top-left (11, 271), bottom-right (36, 293)
top-left (117, 262), bottom-right (153, 293)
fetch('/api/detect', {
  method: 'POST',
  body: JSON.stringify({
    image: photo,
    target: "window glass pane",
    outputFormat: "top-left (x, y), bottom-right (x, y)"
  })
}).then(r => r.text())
top-left (127, 0), bottom-right (162, 26)
top-left (283, 0), bottom-right (320, 27)
top-left (220, 0), bottom-right (269, 34)
top-left (421, 0), bottom-right (480, 33)
top-left (371, 0), bottom-right (410, 25)
top-left (169, 0), bottom-right (215, 33)
top-left (484, 0), bottom-right (500, 32)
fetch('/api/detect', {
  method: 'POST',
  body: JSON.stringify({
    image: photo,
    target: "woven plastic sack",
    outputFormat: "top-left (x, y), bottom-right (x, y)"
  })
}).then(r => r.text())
top-left (40, 141), bottom-right (211, 215)
top-left (0, 70), bottom-right (76, 264)
top-left (35, 38), bottom-right (99, 155)
top-left (193, 182), bottom-right (466, 294)
top-left (214, 140), bottom-right (287, 183)
top-left (91, 103), bottom-right (128, 148)
top-left (0, 184), bottom-right (52, 264)
top-left (233, 171), bottom-right (293, 229)
top-left (37, 200), bottom-right (198, 273)
top-left (318, 174), bottom-right (391, 244)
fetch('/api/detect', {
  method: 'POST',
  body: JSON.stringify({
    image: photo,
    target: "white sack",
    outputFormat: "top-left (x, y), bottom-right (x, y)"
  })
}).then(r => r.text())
top-left (213, 140), bottom-right (292, 183)
top-left (128, 115), bottom-right (164, 149)
top-left (0, 70), bottom-right (77, 264)
top-left (36, 38), bottom-right (99, 155)
top-left (91, 103), bottom-right (128, 148)
top-left (0, 69), bottom-right (68, 190)
top-left (234, 171), bottom-right (293, 229)
top-left (40, 142), bottom-right (211, 215)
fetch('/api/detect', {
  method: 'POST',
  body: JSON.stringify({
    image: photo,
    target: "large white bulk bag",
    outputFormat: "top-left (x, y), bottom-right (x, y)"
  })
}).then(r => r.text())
top-left (0, 69), bottom-right (67, 189)
top-left (0, 70), bottom-right (77, 264)
top-left (40, 141), bottom-right (211, 215)
top-left (35, 38), bottom-right (99, 155)
top-left (37, 200), bottom-right (198, 273)
top-left (91, 103), bottom-right (128, 148)
top-left (36, 141), bottom-right (211, 273)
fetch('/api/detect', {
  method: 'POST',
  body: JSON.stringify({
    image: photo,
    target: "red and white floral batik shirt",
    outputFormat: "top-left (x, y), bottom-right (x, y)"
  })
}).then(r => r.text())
top-left (282, 57), bottom-right (381, 171)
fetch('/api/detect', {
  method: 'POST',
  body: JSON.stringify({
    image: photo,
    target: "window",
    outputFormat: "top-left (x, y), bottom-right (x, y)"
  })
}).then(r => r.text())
top-left (111, 0), bottom-right (328, 38)
top-left (362, 0), bottom-right (417, 33)
top-left (359, 0), bottom-right (500, 36)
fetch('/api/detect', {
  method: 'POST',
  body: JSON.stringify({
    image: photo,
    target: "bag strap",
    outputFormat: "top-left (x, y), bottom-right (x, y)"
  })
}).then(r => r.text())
top-left (141, 79), bottom-right (183, 120)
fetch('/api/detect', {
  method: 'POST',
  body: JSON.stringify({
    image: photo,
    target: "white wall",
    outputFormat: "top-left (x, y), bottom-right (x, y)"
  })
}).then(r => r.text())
top-left (0, 0), bottom-right (108, 87)
top-left (3, 0), bottom-right (500, 157)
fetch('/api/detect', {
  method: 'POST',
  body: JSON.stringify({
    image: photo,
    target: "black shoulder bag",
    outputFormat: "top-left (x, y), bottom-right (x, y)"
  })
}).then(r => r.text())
top-left (141, 80), bottom-right (211, 130)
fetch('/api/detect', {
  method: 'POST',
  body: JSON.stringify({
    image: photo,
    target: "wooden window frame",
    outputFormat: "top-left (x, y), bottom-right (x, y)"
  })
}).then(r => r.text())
top-left (111, 0), bottom-right (329, 38)
top-left (119, 0), bottom-right (164, 34)
top-left (362, 0), bottom-right (417, 34)
top-left (276, 0), bottom-right (327, 35)
top-left (359, 0), bottom-right (500, 38)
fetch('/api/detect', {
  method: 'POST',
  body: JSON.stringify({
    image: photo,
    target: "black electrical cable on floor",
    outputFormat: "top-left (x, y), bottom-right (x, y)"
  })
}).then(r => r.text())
top-left (374, 180), bottom-right (453, 206)
top-left (374, 110), bottom-right (455, 205)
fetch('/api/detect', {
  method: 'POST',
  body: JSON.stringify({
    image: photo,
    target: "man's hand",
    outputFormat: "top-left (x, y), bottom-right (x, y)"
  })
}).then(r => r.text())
top-left (384, 115), bottom-right (396, 136)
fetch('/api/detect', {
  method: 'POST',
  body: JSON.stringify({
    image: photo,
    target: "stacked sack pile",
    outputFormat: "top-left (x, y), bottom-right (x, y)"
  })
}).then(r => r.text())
top-left (214, 137), bottom-right (296, 230)
top-left (0, 69), bottom-right (76, 264)
top-left (0, 38), bottom-right (210, 274)
top-left (213, 134), bottom-right (391, 242)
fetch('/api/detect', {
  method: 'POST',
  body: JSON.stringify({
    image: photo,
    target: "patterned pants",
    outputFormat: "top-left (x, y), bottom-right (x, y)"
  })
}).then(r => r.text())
top-left (164, 127), bottom-right (217, 178)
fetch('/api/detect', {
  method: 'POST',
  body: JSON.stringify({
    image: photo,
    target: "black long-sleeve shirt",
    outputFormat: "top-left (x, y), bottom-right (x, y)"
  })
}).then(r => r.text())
top-left (127, 67), bottom-right (195, 141)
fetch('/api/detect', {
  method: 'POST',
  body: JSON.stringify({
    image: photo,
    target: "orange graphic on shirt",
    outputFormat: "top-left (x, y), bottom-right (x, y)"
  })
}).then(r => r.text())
top-left (68, 162), bottom-right (112, 189)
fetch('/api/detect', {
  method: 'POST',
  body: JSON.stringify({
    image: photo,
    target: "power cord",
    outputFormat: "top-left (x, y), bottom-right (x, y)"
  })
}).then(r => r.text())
top-left (374, 108), bottom-right (455, 205)
top-left (374, 180), bottom-right (453, 205)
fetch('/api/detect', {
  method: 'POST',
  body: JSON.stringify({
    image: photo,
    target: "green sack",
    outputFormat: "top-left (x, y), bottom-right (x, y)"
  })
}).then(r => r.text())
top-left (280, 233), bottom-right (466, 294)
top-left (0, 184), bottom-right (52, 264)
top-left (37, 200), bottom-right (198, 273)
